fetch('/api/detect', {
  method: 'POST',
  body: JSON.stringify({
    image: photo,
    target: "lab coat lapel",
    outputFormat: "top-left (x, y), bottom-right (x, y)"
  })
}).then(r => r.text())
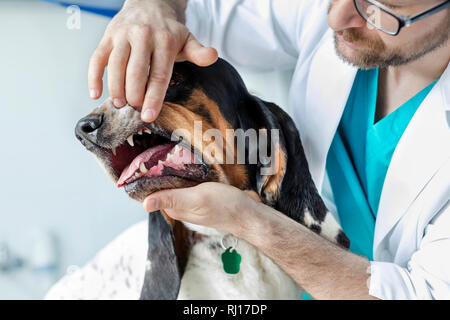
top-left (374, 64), bottom-right (450, 255)
top-left (301, 30), bottom-right (357, 191)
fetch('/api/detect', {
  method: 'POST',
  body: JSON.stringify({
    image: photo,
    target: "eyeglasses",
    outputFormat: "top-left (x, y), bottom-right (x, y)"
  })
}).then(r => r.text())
top-left (354, 0), bottom-right (450, 35)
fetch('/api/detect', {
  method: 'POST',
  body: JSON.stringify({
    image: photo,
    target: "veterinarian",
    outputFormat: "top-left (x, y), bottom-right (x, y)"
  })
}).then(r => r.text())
top-left (88, 0), bottom-right (450, 299)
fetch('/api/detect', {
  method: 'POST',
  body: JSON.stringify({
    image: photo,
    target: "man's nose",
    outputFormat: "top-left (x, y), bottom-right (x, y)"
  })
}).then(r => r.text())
top-left (75, 113), bottom-right (104, 142)
top-left (328, 0), bottom-right (366, 32)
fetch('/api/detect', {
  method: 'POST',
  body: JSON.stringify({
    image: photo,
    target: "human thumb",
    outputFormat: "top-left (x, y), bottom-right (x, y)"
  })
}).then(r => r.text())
top-left (176, 33), bottom-right (218, 67)
top-left (143, 188), bottom-right (191, 213)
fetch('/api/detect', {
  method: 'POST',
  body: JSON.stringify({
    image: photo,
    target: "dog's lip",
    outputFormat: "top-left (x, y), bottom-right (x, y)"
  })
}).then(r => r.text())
top-left (110, 123), bottom-right (192, 155)
top-left (122, 171), bottom-right (205, 199)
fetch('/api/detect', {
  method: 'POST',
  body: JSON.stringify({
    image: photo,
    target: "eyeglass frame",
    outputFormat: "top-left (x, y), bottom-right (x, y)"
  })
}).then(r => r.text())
top-left (354, 0), bottom-right (450, 36)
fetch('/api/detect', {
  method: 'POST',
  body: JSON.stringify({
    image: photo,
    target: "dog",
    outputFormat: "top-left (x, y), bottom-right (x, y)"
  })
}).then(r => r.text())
top-left (69, 58), bottom-right (349, 300)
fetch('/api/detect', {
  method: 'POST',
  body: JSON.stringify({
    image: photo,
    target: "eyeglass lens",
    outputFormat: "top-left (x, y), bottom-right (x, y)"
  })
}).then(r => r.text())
top-left (355, 0), bottom-right (401, 34)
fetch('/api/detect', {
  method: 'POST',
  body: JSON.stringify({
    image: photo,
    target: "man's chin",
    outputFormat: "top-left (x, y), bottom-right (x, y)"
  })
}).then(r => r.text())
top-left (334, 36), bottom-right (384, 69)
top-left (333, 31), bottom-right (449, 69)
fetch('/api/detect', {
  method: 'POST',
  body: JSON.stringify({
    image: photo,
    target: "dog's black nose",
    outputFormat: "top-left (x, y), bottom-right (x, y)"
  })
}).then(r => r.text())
top-left (75, 114), bottom-right (104, 142)
top-left (77, 114), bottom-right (104, 133)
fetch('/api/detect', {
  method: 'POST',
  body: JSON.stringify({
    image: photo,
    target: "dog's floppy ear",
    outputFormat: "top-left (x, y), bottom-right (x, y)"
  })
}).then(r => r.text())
top-left (253, 100), bottom-right (350, 248)
top-left (140, 210), bottom-right (193, 300)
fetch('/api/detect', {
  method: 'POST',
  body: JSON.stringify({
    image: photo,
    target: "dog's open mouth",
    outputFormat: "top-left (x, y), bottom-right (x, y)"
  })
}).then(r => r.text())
top-left (109, 127), bottom-right (208, 188)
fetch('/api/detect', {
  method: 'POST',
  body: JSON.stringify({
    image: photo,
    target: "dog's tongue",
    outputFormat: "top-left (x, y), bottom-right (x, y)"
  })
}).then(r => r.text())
top-left (117, 144), bottom-right (175, 187)
top-left (117, 143), bottom-right (195, 187)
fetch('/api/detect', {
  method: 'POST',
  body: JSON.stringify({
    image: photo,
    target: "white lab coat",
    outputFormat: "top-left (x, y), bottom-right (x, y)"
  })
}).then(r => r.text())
top-left (186, 0), bottom-right (450, 299)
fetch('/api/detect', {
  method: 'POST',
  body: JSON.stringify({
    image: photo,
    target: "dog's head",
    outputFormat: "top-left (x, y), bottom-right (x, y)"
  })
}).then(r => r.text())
top-left (75, 58), bottom-right (349, 299)
top-left (75, 59), bottom-right (254, 203)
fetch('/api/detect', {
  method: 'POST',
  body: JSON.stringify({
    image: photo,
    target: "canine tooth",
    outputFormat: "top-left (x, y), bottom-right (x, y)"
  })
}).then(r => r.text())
top-left (140, 162), bottom-right (148, 174)
top-left (127, 135), bottom-right (134, 147)
top-left (137, 129), bottom-right (143, 135)
top-left (174, 144), bottom-right (181, 154)
top-left (158, 160), bottom-right (164, 165)
top-left (144, 128), bottom-right (152, 134)
top-left (111, 147), bottom-right (117, 156)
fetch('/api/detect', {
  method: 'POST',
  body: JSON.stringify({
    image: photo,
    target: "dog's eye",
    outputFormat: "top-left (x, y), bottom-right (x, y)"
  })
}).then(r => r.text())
top-left (169, 72), bottom-right (184, 87)
top-left (169, 79), bottom-right (180, 87)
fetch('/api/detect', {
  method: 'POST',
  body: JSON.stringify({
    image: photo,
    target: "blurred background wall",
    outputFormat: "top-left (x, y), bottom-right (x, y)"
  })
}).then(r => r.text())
top-left (0, 0), bottom-right (292, 299)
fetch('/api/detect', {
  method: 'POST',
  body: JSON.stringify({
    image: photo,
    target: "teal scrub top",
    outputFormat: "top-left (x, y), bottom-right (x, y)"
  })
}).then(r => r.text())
top-left (301, 68), bottom-right (437, 300)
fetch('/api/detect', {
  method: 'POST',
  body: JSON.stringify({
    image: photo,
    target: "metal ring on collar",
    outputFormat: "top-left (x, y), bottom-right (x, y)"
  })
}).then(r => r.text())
top-left (220, 233), bottom-right (238, 251)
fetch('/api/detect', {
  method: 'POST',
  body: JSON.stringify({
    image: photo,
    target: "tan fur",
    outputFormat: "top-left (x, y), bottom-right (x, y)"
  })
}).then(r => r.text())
top-left (258, 141), bottom-right (287, 204)
top-left (154, 89), bottom-right (249, 189)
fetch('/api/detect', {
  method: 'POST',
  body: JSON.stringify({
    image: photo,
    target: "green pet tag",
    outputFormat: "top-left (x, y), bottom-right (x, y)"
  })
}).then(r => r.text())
top-left (220, 234), bottom-right (241, 274)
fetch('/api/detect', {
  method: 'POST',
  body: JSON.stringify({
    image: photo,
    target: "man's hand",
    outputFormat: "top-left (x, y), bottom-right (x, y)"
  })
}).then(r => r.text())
top-left (88, 0), bottom-right (218, 122)
top-left (142, 182), bottom-right (262, 236)
top-left (143, 182), bottom-right (374, 299)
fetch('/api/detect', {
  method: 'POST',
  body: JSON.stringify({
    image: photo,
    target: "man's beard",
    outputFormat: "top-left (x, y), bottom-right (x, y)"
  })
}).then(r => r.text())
top-left (334, 20), bottom-right (450, 69)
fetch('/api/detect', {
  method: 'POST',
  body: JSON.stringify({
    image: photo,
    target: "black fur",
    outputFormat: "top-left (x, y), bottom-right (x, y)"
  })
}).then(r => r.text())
top-left (140, 211), bottom-right (181, 300)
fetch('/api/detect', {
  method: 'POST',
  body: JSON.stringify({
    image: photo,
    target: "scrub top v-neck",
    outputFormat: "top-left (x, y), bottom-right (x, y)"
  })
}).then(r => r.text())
top-left (301, 69), bottom-right (437, 300)
top-left (325, 68), bottom-right (438, 260)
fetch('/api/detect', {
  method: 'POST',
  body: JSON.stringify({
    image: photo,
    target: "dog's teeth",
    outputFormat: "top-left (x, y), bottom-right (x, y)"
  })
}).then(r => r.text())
top-left (158, 160), bottom-right (164, 165)
top-left (137, 129), bottom-right (143, 135)
top-left (144, 128), bottom-right (152, 135)
top-left (139, 162), bottom-right (148, 174)
top-left (174, 144), bottom-right (181, 154)
top-left (111, 147), bottom-right (117, 156)
top-left (127, 135), bottom-right (134, 147)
